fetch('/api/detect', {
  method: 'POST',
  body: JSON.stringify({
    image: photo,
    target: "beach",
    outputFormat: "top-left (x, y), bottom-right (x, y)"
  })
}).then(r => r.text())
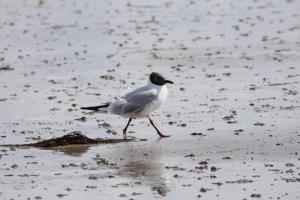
top-left (0, 0), bottom-right (300, 199)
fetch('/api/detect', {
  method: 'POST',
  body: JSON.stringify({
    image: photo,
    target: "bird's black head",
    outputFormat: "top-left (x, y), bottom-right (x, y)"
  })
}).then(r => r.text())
top-left (149, 72), bottom-right (174, 86)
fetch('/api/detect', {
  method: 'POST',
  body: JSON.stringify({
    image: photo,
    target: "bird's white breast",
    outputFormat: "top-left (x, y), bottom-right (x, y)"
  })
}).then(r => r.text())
top-left (157, 85), bottom-right (168, 105)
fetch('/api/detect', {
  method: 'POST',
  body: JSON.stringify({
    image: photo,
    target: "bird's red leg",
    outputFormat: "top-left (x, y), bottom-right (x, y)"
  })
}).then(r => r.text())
top-left (123, 118), bottom-right (132, 139)
top-left (148, 117), bottom-right (170, 137)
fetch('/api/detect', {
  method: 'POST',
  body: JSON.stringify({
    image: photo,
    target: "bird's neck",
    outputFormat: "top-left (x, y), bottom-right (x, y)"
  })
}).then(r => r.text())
top-left (148, 81), bottom-right (163, 89)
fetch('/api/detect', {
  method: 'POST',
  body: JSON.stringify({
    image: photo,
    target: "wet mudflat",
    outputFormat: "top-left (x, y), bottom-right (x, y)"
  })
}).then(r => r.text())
top-left (1, 0), bottom-right (300, 199)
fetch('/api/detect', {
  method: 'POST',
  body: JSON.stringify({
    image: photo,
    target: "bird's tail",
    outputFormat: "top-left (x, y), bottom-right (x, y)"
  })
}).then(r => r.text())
top-left (80, 103), bottom-right (110, 111)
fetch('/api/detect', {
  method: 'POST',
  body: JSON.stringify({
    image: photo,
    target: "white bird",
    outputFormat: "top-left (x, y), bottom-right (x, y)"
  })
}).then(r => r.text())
top-left (81, 72), bottom-right (174, 138)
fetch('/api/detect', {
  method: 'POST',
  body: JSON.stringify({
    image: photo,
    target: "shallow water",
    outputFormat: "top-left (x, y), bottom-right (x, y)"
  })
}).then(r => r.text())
top-left (1, 0), bottom-right (300, 199)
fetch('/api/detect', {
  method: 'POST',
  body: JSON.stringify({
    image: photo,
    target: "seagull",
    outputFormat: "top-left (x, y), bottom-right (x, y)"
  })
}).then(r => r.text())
top-left (80, 72), bottom-right (174, 138)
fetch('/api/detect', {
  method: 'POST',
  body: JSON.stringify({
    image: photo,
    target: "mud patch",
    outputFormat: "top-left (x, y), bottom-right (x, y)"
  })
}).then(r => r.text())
top-left (1, 131), bottom-right (134, 148)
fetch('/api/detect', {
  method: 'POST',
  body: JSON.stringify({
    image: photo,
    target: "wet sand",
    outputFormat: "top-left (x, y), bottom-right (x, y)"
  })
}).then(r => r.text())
top-left (0, 0), bottom-right (300, 199)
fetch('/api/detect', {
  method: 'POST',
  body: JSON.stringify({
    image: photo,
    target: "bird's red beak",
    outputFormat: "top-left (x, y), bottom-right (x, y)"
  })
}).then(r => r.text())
top-left (164, 80), bottom-right (174, 84)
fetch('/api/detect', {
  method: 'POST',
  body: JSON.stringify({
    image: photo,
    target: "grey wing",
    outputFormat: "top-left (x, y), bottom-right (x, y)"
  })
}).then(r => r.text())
top-left (122, 85), bottom-right (149, 100)
top-left (122, 88), bottom-right (157, 114)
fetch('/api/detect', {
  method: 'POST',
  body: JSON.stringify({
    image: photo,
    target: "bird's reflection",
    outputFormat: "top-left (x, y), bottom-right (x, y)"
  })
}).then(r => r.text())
top-left (117, 143), bottom-right (169, 196)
